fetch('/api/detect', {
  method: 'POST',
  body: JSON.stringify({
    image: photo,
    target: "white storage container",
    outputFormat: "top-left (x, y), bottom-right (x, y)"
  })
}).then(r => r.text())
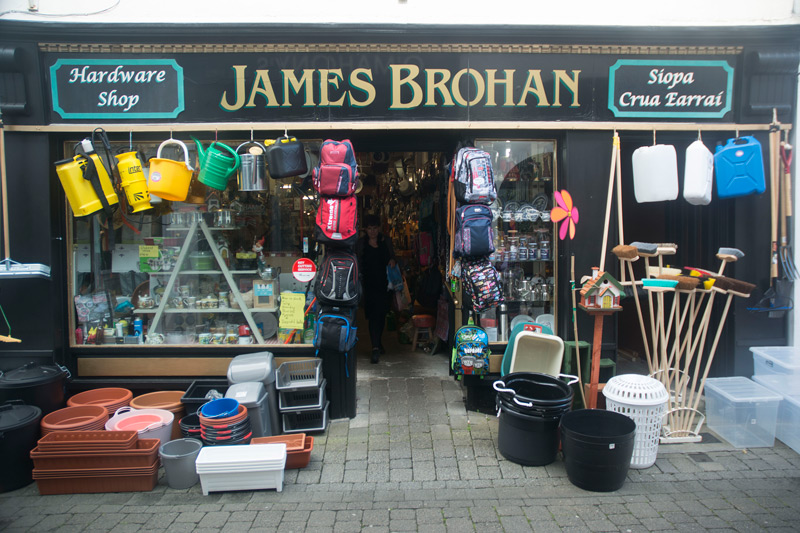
top-left (776, 395), bottom-right (800, 455)
top-left (632, 144), bottom-right (679, 203)
top-left (704, 377), bottom-right (782, 449)
top-left (683, 139), bottom-right (714, 205)
top-left (750, 346), bottom-right (800, 381)
top-left (195, 443), bottom-right (286, 495)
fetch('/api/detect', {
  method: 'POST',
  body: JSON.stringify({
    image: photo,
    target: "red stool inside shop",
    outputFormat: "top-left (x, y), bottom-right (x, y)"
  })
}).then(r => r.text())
top-left (411, 314), bottom-right (435, 352)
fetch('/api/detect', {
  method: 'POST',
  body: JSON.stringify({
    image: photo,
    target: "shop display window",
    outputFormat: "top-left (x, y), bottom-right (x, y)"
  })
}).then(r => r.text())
top-left (475, 139), bottom-right (557, 335)
top-left (66, 137), bottom-right (320, 347)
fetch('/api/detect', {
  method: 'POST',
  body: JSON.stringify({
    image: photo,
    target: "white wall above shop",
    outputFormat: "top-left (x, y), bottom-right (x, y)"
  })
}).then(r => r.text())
top-left (0, 0), bottom-right (798, 26)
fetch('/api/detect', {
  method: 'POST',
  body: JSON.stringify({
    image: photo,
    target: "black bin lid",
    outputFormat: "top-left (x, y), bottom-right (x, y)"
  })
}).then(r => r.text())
top-left (0, 362), bottom-right (69, 389)
top-left (0, 402), bottom-right (42, 432)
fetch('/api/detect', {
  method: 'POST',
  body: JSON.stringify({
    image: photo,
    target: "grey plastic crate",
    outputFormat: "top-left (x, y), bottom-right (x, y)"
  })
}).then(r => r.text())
top-left (282, 401), bottom-right (329, 433)
top-left (275, 359), bottom-right (322, 391)
top-left (279, 379), bottom-right (327, 412)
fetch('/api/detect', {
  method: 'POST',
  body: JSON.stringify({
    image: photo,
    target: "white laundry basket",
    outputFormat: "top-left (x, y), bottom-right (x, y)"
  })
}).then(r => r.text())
top-left (602, 374), bottom-right (668, 469)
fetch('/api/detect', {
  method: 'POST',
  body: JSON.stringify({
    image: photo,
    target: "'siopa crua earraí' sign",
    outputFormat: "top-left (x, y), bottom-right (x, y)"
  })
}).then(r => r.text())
top-left (608, 59), bottom-right (733, 119)
top-left (50, 59), bottom-right (184, 119)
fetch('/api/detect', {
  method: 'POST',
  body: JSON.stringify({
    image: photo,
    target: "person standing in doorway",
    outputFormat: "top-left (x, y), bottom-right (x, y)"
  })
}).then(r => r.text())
top-left (357, 214), bottom-right (396, 364)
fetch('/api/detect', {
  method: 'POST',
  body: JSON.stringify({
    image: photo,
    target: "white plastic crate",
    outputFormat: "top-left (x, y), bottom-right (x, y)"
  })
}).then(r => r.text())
top-left (282, 401), bottom-right (329, 433)
top-left (279, 379), bottom-right (327, 412)
top-left (275, 359), bottom-right (322, 391)
top-left (776, 395), bottom-right (800, 455)
top-left (750, 346), bottom-right (800, 384)
top-left (704, 377), bottom-right (782, 449)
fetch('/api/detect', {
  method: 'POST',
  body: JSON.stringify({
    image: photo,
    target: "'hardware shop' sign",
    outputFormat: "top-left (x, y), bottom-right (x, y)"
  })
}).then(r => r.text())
top-left (608, 60), bottom-right (733, 119)
top-left (50, 59), bottom-right (184, 119)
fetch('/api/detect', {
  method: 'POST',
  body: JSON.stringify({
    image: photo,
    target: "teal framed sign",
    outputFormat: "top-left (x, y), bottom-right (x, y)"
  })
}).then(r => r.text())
top-left (608, 59), bottom-right (733, 119)
top-left (50, 59), bottom-right (184, 119)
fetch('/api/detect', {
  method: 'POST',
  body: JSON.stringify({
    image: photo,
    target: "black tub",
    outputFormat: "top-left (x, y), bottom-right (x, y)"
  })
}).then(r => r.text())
top-left (0, 362), bottom-right (70, 415)
top-left (560, 409), bottom-right (636, 492)
top-left (494, 372), bottom-right (574, 467)
top-left (497, 402), bottom-right (564, 466)
top-left (0, 402), bottom-right (42, 493)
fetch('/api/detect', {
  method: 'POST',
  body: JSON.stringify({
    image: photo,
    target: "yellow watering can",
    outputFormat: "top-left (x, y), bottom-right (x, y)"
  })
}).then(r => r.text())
top-left (148, 139), bottom-right (194, 202)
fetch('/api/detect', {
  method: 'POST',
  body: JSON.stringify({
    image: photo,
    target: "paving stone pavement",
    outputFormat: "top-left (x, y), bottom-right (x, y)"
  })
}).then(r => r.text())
top-left (1, 351), bottom-right (799, 532)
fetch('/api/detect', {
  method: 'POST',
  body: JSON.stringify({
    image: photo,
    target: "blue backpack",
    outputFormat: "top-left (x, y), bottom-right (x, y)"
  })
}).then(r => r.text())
top-left (453, 204), bottom-right (494, 257)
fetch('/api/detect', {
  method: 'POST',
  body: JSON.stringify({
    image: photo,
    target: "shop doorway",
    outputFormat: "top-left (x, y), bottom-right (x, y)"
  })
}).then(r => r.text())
top-left (352, 148), bottom-right (450, 370)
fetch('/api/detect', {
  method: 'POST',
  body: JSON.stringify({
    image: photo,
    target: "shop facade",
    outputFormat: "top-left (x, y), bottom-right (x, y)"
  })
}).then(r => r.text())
top-left (0, 21), bottom-right (797, 397)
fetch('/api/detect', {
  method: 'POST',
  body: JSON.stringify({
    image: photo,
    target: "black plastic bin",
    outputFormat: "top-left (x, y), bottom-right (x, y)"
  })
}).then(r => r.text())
top-left (181, 380), bottom-right (229, 415)
top-left (0, 362), bottom-right (70, 416)
top-left (0, 402), bottom-right (42, 493)
top-left (560, 409), bottom-right (636, 492)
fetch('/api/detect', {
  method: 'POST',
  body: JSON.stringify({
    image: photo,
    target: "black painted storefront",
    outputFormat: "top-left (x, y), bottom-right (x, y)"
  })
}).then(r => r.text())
top-left (0, 21), bottom-right (797, 393)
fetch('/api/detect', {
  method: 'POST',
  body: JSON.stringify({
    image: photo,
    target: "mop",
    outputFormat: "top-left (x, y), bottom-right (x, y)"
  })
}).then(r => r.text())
top-left (0, 113), bottom-right (51, 279)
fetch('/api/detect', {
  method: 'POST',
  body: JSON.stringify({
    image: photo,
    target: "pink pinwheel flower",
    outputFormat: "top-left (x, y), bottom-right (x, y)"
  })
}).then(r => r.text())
top-left (550, 190), bottom-right (579, 240)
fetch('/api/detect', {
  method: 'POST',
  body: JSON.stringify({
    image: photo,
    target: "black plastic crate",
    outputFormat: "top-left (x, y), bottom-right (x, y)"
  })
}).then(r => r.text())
top-left (181, 379), bottom-right (229, 414)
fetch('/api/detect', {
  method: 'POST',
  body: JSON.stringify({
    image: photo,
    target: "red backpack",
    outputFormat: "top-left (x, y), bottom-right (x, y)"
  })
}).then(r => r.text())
top-left (315, 196), bottom-right (358, 248)
top-left (313, 139), bottom-right (359, 196)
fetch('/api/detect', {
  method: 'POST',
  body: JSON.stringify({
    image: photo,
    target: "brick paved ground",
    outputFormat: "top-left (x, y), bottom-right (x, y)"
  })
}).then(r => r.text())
top-left (2, 373), bottom-right (799, 532)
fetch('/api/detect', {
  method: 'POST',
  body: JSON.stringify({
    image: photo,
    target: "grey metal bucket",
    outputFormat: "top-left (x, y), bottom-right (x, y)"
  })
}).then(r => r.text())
top-left (237, 141), bottom-right (268, 191)
top-left (159, 438), bottom-right (203, 489)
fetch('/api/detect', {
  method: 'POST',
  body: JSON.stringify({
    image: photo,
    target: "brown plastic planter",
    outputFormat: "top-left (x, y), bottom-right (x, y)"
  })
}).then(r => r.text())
top-left (67, 388), bottom-right (133, 415)
top-left (130, 391), bottom-right (185, 440)
top-left (40, 406), bottom-right (108, 435)
top-left (251, 433), bottom-right (306, 452)
top-left (30, 439), bottom-right (159, 470)
top-left (251, 434), bottom-right (314, 469)
top-left (286, 436), bottom-right (314, 469)
top-left (37, 430), bottom-right (138, 451)
top-left (32, 461), bottom-right (158, 495)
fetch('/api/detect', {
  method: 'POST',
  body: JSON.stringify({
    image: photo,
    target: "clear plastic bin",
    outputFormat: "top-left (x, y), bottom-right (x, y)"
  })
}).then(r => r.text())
top-left (776, 395), bottom-right (800, 455)
top-left (705, 377), bottom-right (782, 449)
top-left (750, 346), bottom-right (800, 383)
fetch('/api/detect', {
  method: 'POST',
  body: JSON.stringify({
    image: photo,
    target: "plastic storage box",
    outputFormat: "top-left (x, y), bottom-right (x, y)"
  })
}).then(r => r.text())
top-left (776, 395), bottom-right (800, 455)
top-left (750, 346), bottom-right (800, 385)
top-left (704, 377), bottom-right (782, 448)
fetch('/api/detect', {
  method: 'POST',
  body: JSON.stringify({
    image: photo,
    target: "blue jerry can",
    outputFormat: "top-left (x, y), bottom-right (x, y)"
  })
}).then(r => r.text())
top-left (714, 136), bottom-right (766, 198)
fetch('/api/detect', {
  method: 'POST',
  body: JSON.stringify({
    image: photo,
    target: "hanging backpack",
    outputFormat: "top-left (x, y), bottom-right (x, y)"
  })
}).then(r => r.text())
top-left (461, 256), bottom-right (504, 313)
top-left (453, 204), bottom-right (494, 257)
top-left (314, 306), bottom-right (358, 352)
top-left (314, 139), bottom-right (359, 196)
top-left (453, 147), bottom-right (497, 205)
top-left (315, 195), bottom-right (358, 248)
top-left (315, 251), bottom-right (361, 307)
top-left (451, 324), bottom-right (490, 376)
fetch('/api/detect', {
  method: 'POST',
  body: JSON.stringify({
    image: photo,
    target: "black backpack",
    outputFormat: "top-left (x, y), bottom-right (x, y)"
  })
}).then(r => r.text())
top-left (314, 306), bottom-right (358, 352)
top-left (314, 251), bottom-right (361, 307)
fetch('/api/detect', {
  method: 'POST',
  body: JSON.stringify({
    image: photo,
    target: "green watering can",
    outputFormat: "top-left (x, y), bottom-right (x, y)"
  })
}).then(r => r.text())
top-left (192, 137), bottom-right (241, 191)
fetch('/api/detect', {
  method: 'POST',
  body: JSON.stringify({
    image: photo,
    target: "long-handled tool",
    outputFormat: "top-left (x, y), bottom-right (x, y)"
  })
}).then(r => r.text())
top-left (780, 139), bottom-right (798, 280)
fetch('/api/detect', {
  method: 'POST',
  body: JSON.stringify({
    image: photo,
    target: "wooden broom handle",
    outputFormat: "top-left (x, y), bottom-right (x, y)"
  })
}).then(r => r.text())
top-left (0, 119), bottom-right (10, 259)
